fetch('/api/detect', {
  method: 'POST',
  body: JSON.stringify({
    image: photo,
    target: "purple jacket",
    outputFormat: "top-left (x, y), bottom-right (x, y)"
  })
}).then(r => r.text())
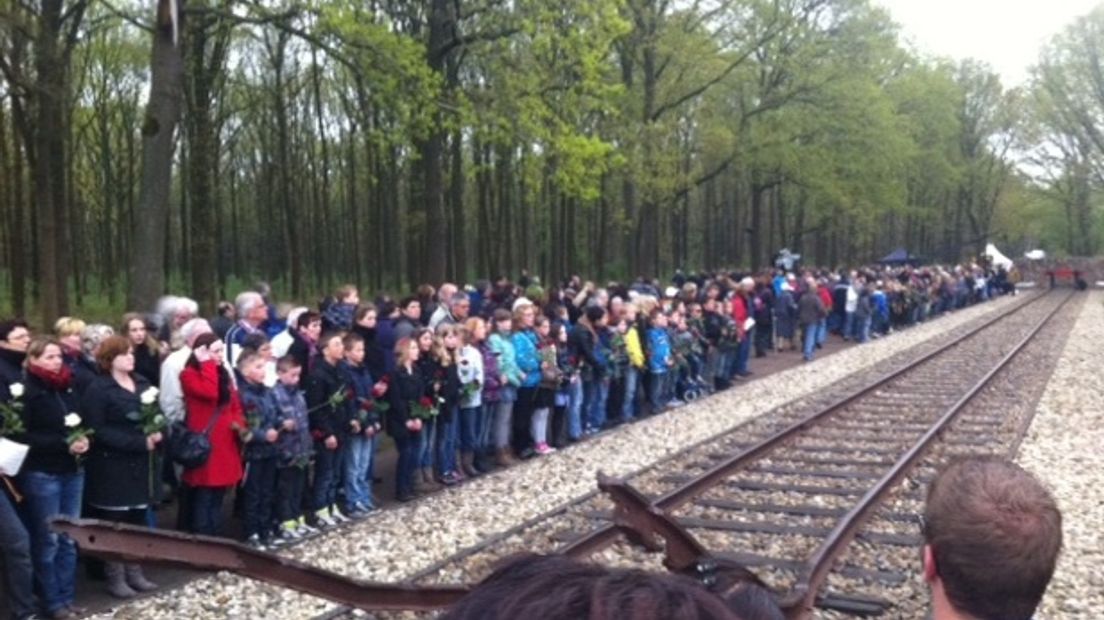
top-left (479, 342), bottom-right (502, 403)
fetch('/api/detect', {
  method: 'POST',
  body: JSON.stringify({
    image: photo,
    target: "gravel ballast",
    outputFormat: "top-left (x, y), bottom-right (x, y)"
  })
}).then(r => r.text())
top-left (91, 295), bottom-right (1022, 619)
top-left (1017, 291), bottom-right (1104, 619)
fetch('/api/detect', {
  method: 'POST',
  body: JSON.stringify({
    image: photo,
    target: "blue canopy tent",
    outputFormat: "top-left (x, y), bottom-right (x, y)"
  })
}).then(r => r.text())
top-left (879, 248), bottom-right (923, 266)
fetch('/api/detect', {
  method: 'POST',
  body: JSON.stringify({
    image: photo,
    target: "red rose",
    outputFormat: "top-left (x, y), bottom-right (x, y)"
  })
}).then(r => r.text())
top-left (360, 399), bottom-right (374, 412)
top-left (382, 375), bottom-right (391, 384)
top-left (345, 389), bottom-right (356, 400)
top-left (419, 396), bottom-right (433, 407)
top-left (372, 385), bottom-right (387, 398)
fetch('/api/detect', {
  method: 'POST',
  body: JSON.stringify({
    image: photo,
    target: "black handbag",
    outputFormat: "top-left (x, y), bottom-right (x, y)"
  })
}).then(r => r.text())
top-left (168, 404), bottom-right (226, 469)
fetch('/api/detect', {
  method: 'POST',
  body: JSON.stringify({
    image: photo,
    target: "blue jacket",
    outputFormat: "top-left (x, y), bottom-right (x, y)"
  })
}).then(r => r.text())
top-left (340, 360), bottom-right (380, 429)
top-left (872, 290), bottom-right (889, 318)
top-left (511, 330), bottom-right (541, 388)
top-left (239, 380), bottom-right (283, 461)
top-left (646, 327), bottom-right (672, 374)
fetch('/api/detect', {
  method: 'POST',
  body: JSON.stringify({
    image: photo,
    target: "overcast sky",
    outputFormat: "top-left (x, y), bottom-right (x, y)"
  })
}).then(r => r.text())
top-left (872, 0), bottom-right (1102, 86)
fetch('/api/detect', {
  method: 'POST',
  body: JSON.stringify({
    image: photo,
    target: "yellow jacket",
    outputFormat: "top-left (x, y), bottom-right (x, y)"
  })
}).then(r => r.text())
top-left (626, 326), bottom-right (645, 369)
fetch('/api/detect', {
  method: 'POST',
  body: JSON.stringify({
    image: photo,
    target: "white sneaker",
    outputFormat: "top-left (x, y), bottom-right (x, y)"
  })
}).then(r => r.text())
top-left (314, 508), bottom-right (337, 528)
top-left (330, 507), bottom-right (351, 523)
top-left (296, 517), bottom-right (319, 535)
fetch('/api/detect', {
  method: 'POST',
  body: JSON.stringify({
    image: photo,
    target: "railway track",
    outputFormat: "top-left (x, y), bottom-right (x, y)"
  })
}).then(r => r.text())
top-left (55, 291), bottom-right (1078, 619)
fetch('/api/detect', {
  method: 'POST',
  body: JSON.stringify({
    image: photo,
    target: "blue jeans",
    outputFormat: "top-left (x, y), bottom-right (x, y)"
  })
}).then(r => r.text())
top-left (242, 457), bottom-right (277, 538)
top-left (648, 371), bottom-right (668, 410)
top-left (191, 486), bottom-right (228, 536)
top-left (858, 316), bottom-right (872, 343)
top-left (1, 485), bottom-right (35, 619)
top-left (844, 311), bottom-right (855, 340)
top-left (816, 318), bottom-right (827, 345)
top-left (312, 441), bottom-right (341, 512)
top-left (621, 367), bottom-right (639, 421)
top-left (436, 409), bottom-right (459, 475)
top-left (417, 417), bottom-right (437, 469)
top-left (567, 379), bottom-right (584, 439)
top-left (735, 334), bottom-right (751, 375)
top-left (19, 470), bottom-right (83, 613)
top-left (394, 434), bottom-right (419, 498)
top-left (803, 323), bottom-right (818, 361)
top-left (584, 379), bottom-right (609, 431)
top-left (459, 406), bottom-right (481, 453)
top-left (342, 435), bottom-right (374, 510)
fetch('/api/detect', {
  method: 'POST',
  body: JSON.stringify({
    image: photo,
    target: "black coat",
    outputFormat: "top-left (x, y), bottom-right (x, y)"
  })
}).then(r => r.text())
top-left (352, 324), bottom-right (387, 381)
top-left (287, 332), bottom-right (313, 390)
top-left (0, 347), bottom-right (24, 401)
top-left (83, 374), bottom-right (154, 508)
top-left (68, 354), bottom-right (101, 397)
top-left (15, 371), bottom-right (81, 475)
top-left (133, 344), bottom-right (161, 388)
top-left (306, 359), bottom-right (348, 440)
top-left (386, 365), bottom-right (426, 441)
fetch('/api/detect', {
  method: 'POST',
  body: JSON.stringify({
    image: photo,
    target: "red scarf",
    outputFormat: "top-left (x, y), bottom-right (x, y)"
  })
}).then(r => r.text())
top-left (27, 363), bottom-right (73, 392)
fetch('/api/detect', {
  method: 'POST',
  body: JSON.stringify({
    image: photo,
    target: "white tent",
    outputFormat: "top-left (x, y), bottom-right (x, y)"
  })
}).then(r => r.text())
top-left (984, 243), bottom-right (1014, 270)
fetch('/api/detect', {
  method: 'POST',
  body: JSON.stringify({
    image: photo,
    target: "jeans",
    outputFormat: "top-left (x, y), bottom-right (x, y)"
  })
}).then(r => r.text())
top-left (844, 311), bottom-right (855, 340)
top-left (584, 379), bottom-right (609, 431)
top-left (567, 379), bottom-right (584, 439)
top-left (394, 434), bottom-right (419, 498)
top-left (648, 371), bottom-right (668, 411)
top-left (493, 400), bottom-right (513, 449)
top-left (312, 440), bottom-right (341, 512)
top-left (859, 316), bottom-right (872, 343)
top-left (19, 470), bottom-right (83, 613)
top-left (191, 486), bottom-right (228, 536)
top-left (342, 435), bottom-right (373, 510)
top-left (417, 417), bottom-right (437, 469)
top-left (243, 458), bottom-right (277, 538)
top-left (816, 318), bottom-right (827, 346)
top-left (436, 409), bottom-right (459, 475)
top-left (276, 465), bottom-right (307, 524)
top-left (530, 407), bottom-right (550, 445)
top-left (459, 406), bottom-right (482, 453)
top-left (621, 368), bottom-right (639, 422)
top-left (735, 334), bottom-right (751, 375)
top-left (802, 323), bottom-right (818, 361)
top-left (0, 487), bottom-right (35, 619)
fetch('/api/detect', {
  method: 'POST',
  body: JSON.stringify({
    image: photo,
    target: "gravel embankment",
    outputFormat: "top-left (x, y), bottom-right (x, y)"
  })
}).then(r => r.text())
top-left (92, 295), bottom-right (1022, 619)
top-left (1017, 291), bottom-right (1104, 619)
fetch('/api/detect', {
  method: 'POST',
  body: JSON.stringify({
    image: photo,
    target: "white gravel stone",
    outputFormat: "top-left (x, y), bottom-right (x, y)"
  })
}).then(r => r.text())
top-left (1017, 291), bottom-right (1104, 619)
top-left (91, 295), bottom-right (1020, 619)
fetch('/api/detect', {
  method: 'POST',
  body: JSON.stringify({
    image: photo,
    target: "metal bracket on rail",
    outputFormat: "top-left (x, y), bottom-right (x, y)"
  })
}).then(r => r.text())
top-left (596, 473), bottom-right (713, 574)
top-left (49, 517), bottom-right (470, 611)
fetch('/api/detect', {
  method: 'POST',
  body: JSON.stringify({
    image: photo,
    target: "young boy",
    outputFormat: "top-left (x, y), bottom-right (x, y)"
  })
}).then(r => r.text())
top-left (646, 309), bottom-right (675, 413)
top-left (237, 351), bottom-right (282, 548)
top-left (307, 331), bottom-right (350, 527)
top-left (339, 333), bottom-right (381, 517)
top-left (272, 355), bottom-right (314, 543)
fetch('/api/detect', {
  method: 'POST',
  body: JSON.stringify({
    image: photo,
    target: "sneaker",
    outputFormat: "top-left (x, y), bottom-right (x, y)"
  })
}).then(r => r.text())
top-left (296, 517), bottom-right (319, 534)
top-left (330, 507), bottom-right (352, 524)
top-left (314, 508), bottom-right (337, 528)
top-left (535, 442), bottom-right (556, 455)
top-left (665, 399), bottom-right (685, 408)
top-left (245, 534), bottom-right (266, 551)
top-left (354, 501), bottom-right (376, 513)
top-left (439, 471), bottom-right (461, 486)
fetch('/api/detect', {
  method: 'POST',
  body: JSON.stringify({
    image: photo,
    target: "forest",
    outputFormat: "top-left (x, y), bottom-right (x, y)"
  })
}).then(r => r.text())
top-left (1, 0), bottom-right (1103, 324)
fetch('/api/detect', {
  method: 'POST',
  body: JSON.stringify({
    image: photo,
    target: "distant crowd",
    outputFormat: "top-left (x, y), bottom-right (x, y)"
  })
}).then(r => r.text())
top-left (0, 260), bottom-right (1019, 619)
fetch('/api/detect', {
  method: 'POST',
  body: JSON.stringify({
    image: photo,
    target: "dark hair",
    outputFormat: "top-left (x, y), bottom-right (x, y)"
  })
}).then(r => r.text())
top-left (441, 554), bottom-right (741, 620)
top-left (0, 319), bottom-right (29, 342)
top-left (242, 332), bottom-right (269, 351)
top-left (186, 333), bottom-right (232, 404)
top-left (584, 305), bottom-right (606, 324)
top-left (276, 355), bottom-right (301, 372)
top-left (675, 559), bottom-right (782, 620)
top-left (924, 457), bottom-right (1062, 620)
top-left (296, 311), bottom-right (322, 330)
top-left (355, 303), bottom-right (378, 322)
top-left (318, 330), bottom-right (345, 352)
top-left (95, 335), bottom-right (133, 372)
top-left (342, 332), bottom-right (365, 350)
top-left (399, 296), bottom-right (420, 311)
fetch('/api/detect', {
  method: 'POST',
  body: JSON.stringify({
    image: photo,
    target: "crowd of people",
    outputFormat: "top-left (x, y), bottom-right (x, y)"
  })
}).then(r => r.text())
top-left (0, 260), bottom-right (1020, 619)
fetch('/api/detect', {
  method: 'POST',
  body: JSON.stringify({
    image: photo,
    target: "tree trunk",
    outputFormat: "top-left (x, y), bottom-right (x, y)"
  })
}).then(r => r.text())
top-left (129, 0), bottom-right (186, 311)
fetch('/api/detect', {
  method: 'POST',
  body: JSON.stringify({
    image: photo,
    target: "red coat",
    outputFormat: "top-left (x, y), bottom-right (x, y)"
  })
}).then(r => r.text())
top-left (731, 294), bottom-right (749, 340)
top-left (180, 360), bottom-right (245, 488)
top-left (817, 285), bottom-right (833, 312)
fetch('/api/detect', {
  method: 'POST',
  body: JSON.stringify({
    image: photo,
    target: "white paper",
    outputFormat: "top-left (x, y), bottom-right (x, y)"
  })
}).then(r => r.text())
top-left (743, 317), bottom-right (756, 331)
top-left (0, 437), bottom-right (29, 477)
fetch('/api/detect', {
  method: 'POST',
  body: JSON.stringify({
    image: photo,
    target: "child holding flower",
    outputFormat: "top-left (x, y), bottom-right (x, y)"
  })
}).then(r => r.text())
top-left (339, 332), bottom-right (385, 517)
top-left (387, 338), bottom-right (426, 502)
top-left (236, 350), bottom-right (282, 548)
top-left (272, 356), bottom-right (314, 542)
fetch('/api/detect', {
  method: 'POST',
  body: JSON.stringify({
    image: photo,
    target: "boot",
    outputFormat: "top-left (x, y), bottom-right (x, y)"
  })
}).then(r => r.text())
top-left (413, 468), bottom-right (433, 493)
top-left (125, 564), bottom-right (158, 592)
top-left (421, 467), bottom-right (443, 491)
top-left (105, 562), bottom-right (136, 599)
top-left (496, 448), bottom-right (518, 467)
top-left (461, 452), bottom-right (480, 478)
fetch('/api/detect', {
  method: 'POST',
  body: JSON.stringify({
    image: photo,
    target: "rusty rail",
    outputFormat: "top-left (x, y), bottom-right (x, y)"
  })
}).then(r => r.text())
top-left (50, 518), bottom-right (470, 611)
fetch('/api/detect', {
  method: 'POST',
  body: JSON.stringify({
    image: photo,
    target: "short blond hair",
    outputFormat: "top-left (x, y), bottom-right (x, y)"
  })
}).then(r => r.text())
top-left (54, 316), bottom-right (87, 338)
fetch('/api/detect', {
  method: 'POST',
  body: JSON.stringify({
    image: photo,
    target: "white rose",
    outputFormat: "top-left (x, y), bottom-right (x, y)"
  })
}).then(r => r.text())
top-left (64, 413), bottom-right (82, 428)
top-left (140, 387), bottom-right (159, 406)
top-left (9, 383), bottom-right (23, 399)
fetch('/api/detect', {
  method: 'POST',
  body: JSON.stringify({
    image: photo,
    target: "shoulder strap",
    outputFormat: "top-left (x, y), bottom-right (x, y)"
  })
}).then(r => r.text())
top-left (202, 402), bottom-right (228, 436)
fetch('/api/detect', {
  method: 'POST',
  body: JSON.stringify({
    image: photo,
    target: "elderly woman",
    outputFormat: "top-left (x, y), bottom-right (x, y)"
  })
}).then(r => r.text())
top-left (73, 324), bottom-right (114, 395)
top-left (15, 338), bottom-right (89, 619)
top-left (83, 335), bottom-right (162, 599)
